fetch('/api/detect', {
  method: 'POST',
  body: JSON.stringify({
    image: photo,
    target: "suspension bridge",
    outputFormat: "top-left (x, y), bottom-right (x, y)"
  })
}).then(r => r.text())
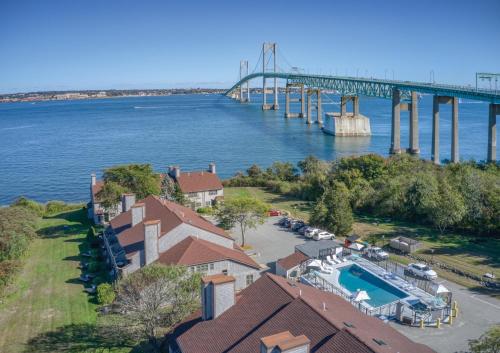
top-left (225, 43), bottom-right (500, 163)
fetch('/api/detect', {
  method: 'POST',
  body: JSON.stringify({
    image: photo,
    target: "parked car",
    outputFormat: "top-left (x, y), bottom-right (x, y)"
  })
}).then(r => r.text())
top-left (288, 220), bottom-right (300, 229)
top-left (305, 228), bottom-right (320, 239)
top-left (268, 209), bottom-right (281, 217)
top-left (313, 231), bottom-right (335, 241)
top-left (278, 217), bottom-right (290, 227)
top-left (407, 263), bottom-right (438, 280)
top-left (297, 225), bottom-right (308, 235)
top-left (366, 247), bottom-right (389, 261)
top-left (291, 221), bottom-right (305, 231)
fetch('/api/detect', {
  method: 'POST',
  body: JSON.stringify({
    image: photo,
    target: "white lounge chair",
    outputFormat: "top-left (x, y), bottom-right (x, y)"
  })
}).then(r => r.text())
top-left (325, 256), bottom-right (336, 266)
top-left (331, 255), bottom-right (342, 264)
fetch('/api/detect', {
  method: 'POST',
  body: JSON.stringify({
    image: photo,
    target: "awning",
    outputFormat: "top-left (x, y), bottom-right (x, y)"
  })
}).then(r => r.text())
top-left (352, 289), bottom-right (370, 302)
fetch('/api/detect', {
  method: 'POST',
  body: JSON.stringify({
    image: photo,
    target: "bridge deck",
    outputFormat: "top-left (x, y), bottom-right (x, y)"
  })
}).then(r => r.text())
top-left (226, 72), bottom-right (500, 103)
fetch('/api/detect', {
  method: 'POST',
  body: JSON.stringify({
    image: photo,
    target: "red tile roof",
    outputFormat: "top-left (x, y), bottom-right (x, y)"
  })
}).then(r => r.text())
top-left (109, 195), bottom-right (232, 256)
top-left (276, 251), bottom-right (309, 271)
top-left (92, 181), bottom-right (104, 202)
top-left (176, 171), bottom-right (223, 193)
top-left (171, 273), bottom-right (435, 353)
top-left (158, 236), bottom-right (260, 270)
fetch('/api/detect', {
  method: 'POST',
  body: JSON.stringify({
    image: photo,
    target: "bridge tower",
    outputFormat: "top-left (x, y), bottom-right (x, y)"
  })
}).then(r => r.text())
top-left (239, 60), bottom-right (250, 103)
top-left (262, 42), bottom-right (278, 110)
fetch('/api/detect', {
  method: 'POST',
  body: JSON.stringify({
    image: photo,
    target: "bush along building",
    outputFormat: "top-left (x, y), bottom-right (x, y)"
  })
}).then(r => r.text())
top-left (88, 173), bottom-right (121, 225)
top-left (102, 194), bottom-right (261, 290)
top-left (166, 163), bottom-right (223, 210)
top-left (167, 273), bottom-right (435, 353)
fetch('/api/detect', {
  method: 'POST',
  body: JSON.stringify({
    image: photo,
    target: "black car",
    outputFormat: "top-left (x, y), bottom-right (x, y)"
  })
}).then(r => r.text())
top-left (292, 222), bottom-right (305, 231)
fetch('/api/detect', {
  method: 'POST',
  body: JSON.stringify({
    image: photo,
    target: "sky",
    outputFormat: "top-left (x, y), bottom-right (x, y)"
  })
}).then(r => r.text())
top-left (1, 0), bottom-right (499, 93)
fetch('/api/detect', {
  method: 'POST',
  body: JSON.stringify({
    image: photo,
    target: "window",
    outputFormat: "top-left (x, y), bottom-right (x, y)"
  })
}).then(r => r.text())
top-left (194, 264), bottom-right (208, 273)
top-left (209, 190), bottom-right (218, 196)
top-left (188, 192), bottom-right (198, 198)
top-left (222, 270), bottom-right (228, 275)
top-left (246, 274), bottom-right (254, 286)
top-left (209, 263), bottom-right (214, 270)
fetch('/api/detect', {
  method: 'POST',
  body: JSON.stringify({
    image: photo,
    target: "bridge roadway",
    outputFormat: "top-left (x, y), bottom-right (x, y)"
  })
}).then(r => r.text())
top-left (225, 72), bottom-right (500, 163)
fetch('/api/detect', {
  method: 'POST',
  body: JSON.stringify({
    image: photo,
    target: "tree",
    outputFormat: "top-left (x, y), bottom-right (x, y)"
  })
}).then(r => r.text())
top-left (102, 164), bottom-right (161, 199)
top-left (429, 177), bottom-right (466, 234)
top-left (310, 181), bottom-right (353, 236)
top-left (161, 175), bottom-right (186, 205)
top-left (298, 155), bottom-right (322, 176)
top-left (96, 181), bottom-right (127, 210)
top-left (113, 265), bottom-right (201, 352)
top-left (97, 283), bottom-right (115, 305)
top-left (469, 325), bottom-right (500, 353)
top-left (215, 195), bottom-right (270, 246)
top-left (271, 161), bottom-right (298, 182)
top-left (246, 164), bottom-right (262, 178)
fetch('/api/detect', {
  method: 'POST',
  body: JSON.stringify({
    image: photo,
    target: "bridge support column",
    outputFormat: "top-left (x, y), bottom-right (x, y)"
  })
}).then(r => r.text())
top-left (341, 96), bottom-right (348, 116)
top-left (284, 83), bottom-right (304, 118)
top-left (451, 97), bottom-right (459, 163)
top-left (300, 84), bottom-right (305, 118)
top-left (390, 89), bottom-right (401, 154)
top-left (239, 60), bottom-right (249, 103)
top-left (317, 90), bottom-right (322, 126)
top-left (432, 96), bottom-right (440, 164)
top-left (353, 96), bottom-right (360, 116)
top-left (307, 90), bottom-right (312, 124)
top-left (408, 91), bottom-right (420, 155)
top-left (488, 104), bottom-right (499, 162)
top-left (285, 85), bottom-right (290, 118)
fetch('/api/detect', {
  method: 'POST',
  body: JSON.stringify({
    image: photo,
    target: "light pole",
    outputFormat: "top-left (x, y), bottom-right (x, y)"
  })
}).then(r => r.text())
top-left (430, 249), bottom-right (435, 264)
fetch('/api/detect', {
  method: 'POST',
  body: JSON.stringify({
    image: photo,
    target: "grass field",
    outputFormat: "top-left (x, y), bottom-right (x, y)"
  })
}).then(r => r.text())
top-left (225, 187), bottom-right (500, 292)
top-left (0, 208), bottom-right (135, 353)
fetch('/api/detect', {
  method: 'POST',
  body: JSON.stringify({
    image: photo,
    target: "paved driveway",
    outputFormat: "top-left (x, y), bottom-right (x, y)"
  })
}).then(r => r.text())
top-left (229, 217), bottom-right (306, 270)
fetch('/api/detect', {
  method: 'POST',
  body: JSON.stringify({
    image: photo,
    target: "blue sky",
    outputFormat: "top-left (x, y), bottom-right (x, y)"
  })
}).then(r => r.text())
top-left (1, 0), bottom-right (499, 93)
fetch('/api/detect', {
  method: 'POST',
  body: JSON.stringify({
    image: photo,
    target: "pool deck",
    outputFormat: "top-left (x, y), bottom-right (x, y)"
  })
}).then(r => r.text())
top-left (314, 256), bottom-right (446, 312)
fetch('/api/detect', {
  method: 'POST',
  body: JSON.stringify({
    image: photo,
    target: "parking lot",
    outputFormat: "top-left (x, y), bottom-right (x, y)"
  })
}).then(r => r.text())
top-left (228, 216), bottom-right (500, 353)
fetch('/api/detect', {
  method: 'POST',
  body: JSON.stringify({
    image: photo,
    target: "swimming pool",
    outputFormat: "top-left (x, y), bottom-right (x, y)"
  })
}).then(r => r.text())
top-left (338, 264), bottom-right (408, 307)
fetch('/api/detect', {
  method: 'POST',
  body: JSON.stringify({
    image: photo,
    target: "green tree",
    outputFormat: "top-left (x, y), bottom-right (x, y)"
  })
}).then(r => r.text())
top-left (161, 175), bottom-right (186, 205)
top-left (429, 177), bottom-right (466, 234)
top-left (246, 164), bottom-right (262, 177)
top-left (216, 195), bottom-right (270, 246)
top-left (113, 265), bottom-right (200, 352)
top-left (310, 181), bottom-right (353, 236)
top-left (97, 283), bottom-right (115, 305)
top-left (336, 154), bottom-right (386, 181)
top-left (469, 325), bottom-right (500, 353)
top-left (298, 155), bottom-right (322, 175)
top-left (96, 181), bottom-right (127, 210)
top-left (102, 164), bottom-right (161, 199)
top-left (271, 161), bottom-right (298, 182)
top-left (403, 172), bottom-right (439, 221)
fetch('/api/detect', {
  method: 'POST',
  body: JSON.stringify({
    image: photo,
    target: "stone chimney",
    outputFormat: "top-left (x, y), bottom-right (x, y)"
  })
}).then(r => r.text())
top-left (91, 173), bottom-right (96, 186)
top-left (144, 220), bottom-right (160, 265)
top-left (260, 332), bottom-right (310, 353)
top-left (121, 193), bottom-right (136, 213)
top-left (209, 163), bottom-right (216, 174)
top-left (171, 166), bottom-right (180, 179)
top-left (131, 203), bottom-right (145, 227)
top-left (201, 274), bottom-right (235, 320)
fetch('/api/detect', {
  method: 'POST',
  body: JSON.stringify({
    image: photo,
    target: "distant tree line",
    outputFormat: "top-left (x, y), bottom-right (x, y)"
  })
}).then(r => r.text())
top-left (224, 154), bottom-right (500, 237)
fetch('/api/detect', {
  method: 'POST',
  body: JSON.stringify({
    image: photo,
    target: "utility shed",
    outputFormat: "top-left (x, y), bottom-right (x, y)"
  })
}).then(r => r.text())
top-left (295, 240), bottom-right (341, 259)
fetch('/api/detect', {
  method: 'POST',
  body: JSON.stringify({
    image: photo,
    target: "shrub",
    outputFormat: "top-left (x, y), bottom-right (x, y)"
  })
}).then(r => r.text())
top-left (196, 207), bottom-right (213, 215)
top-left (97, 283), bottom-right (115, 305)
top-left (11, 197), bottom-right (45, 217)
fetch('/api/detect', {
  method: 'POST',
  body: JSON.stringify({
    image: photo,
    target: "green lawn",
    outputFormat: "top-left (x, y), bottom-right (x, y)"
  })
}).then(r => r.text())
top-left (0, 209), bottom-right (134, 353)
top-left (225, 187), bottom-right (500, 292)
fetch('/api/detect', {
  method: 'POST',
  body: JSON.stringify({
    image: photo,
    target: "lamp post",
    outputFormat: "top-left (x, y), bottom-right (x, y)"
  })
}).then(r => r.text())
top-left (430, 249), bottom-right (435, 264)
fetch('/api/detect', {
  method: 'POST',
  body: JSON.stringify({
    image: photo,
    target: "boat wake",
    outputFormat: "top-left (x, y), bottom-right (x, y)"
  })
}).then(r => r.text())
top-left (1, 125), bottom-right (36, 131)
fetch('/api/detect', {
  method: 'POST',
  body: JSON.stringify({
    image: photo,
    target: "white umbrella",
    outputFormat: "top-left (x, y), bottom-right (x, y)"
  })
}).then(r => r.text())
top-left (352, 289), bottom-right (370, 302)
top-left (349, 242), bottom-right (364, 251)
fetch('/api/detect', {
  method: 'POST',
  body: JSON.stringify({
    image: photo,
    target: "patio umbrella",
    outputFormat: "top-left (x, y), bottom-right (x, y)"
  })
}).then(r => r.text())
top-left (349, 242), bottom-right (365, 251)
top-left (352, 289), bottom-right (370, 302)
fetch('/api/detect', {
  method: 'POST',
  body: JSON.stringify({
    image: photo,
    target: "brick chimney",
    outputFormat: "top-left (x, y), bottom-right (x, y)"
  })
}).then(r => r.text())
top-left (131, 202), bottom-right (145, 227)
top-left (208, 163), bottom-right (216, 174)
top-left (121, 193), bottom-right (136, 213)
top-left (260, 331), bottom-right (310, 353)
top-left (144, 220), bottom-right (160, 265)
top-left (174, 166), bottom-right (181, 179)
top-left (201, 274), bottom-right (235, 320)
top-left (91, 173), bottom-right (96, 186)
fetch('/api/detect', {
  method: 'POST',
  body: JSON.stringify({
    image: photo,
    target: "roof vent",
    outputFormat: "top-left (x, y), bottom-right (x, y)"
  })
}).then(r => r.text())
top-left (299, 289), bottom-right (302, 297)
top-left (322, 302), bottom-right (326, 311)
top-left (373, 338), bottom-right (387, 346)
top-left (343, 322), bottom-right (355, 328)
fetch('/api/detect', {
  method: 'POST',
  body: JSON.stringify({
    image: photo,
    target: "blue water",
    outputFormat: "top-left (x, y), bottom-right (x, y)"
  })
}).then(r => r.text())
top-left (0, 93), bottom-right (495, 204)
top-left (338, 264), bottom-right (408, 307)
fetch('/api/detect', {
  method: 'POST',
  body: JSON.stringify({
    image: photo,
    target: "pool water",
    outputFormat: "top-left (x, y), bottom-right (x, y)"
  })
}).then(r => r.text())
top-left (338, 264), bottom-right (408, 307)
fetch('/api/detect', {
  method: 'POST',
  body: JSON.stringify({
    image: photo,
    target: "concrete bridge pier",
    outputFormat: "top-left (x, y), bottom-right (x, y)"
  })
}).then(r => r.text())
top-left (390, 89), bottom-right (401, 154)
top-left (488, 104), bottom-right (499, 162)
top-left (306, 89), bottom-right (321, 125)
top-left (432, 96), bottom-right (458, 164)
top-left (284, 83), bottom-right (305, 118)
top-left (398, 92), bottom-right (420, 155)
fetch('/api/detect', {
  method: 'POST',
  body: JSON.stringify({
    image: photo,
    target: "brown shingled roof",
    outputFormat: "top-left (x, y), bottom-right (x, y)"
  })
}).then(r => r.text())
top-left (176, 171), bottom-right (223, 193)
top-left (172, 273), bottom-right (435, 353)
top-left (158, 236), bottom-right (260, 270)
top-left (276, 251), bottom-right (309, 271)
top-left (110, 195), bottom-right (232, 256)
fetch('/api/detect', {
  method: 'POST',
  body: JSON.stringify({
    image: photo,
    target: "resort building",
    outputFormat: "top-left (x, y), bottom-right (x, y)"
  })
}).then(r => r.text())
top-left (167, 273), bottom-right (435, 353)
top-left (275, 251), bottom-right (309, 279)
top-left (166, 163), bottom-right (223, 209)
top-left (103, 194), bottom-right (260, 290)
